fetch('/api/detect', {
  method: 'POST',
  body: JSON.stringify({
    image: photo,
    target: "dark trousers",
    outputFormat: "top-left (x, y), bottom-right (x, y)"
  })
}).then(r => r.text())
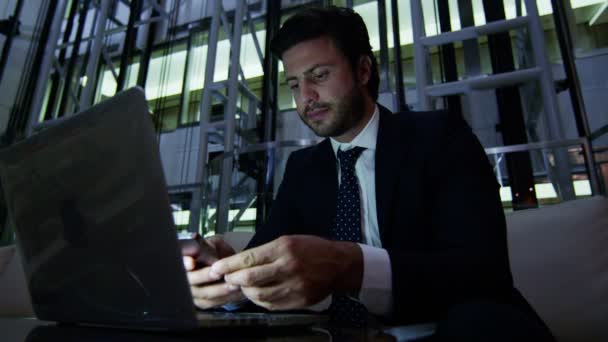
top-left (419, 300), bottom-right (556, 342)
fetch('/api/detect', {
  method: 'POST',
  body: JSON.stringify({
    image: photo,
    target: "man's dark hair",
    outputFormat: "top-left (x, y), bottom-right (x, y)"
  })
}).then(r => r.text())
top-left (270, 6), bottom-right (380, 101)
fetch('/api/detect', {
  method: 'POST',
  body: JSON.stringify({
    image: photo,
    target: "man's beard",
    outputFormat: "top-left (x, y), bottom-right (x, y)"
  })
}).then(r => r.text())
top-left (299, 84), bottom-right (365, 138)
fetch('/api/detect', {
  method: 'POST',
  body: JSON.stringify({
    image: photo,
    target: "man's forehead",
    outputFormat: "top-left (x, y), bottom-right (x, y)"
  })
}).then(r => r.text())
top-left (284, 63), bottom-right (332, 80)
top-left (281, 36), bottom-right (340, 78)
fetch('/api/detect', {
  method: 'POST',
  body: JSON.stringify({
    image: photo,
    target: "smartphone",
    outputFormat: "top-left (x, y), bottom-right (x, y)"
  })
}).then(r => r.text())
top-left (177, 232), bottom-right (219, 266)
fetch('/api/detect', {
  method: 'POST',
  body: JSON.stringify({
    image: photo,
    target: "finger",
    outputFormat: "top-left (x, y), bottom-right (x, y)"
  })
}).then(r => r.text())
top-left (190, 282), bottom-right (241, 301)
top-left (186, 266), bottom-right (222, 286)
top-left (224, 263), bottom-right (280, 287)
top-left (193, 290), bottom-right (246, 310)
top-left (183, 256), bottom-right (196, 271)
top-left (211, 242), bottom-right (278, 276)
top-left (240, 284), bottom-right (297, 311)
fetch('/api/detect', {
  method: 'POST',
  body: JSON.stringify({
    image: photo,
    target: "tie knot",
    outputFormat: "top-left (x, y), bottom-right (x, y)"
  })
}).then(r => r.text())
top-left (337, 146), bottom-right (365, 169)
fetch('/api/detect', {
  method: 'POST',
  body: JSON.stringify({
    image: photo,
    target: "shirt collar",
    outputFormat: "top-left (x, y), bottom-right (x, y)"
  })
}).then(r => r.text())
top-left (330, 105), bottom-right (379, 156)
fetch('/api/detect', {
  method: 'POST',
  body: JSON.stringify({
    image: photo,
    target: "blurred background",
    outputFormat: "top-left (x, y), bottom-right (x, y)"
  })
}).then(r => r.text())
top-left (0, 0), bottom-right (606, 242)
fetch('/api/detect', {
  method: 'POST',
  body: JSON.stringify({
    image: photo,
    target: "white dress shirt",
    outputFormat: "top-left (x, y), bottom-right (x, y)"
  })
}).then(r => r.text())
top-left (309, 106), bottom-right (393, 316)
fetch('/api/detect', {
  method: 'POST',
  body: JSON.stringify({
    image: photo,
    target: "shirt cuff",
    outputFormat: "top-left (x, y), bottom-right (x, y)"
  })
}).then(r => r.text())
top-left (357, 243), bottom-right (393, 316)
top-left (306, 295), bottom-right (332, 312)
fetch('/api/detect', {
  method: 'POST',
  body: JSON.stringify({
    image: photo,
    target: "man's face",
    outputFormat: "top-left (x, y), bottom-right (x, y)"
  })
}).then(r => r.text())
top-left (282, 36), bottom-right (366, 139)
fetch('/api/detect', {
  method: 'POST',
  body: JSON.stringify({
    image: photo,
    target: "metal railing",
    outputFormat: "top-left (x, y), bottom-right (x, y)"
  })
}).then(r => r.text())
top-left (485, 137), bottom-right (603, 197)
top-left (188, 132), bottom-right (606, 235)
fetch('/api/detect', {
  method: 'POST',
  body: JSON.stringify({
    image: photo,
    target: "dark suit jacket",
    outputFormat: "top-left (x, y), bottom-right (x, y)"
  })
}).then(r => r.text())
top-left (247, 106), bottom-right (532, 324)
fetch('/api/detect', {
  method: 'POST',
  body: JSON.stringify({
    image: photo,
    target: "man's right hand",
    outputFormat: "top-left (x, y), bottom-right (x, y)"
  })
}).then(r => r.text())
top-left (181, 236), bottom-right (246, 309)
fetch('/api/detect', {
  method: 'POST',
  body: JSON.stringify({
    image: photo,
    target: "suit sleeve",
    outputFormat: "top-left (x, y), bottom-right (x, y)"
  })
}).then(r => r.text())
top-left (246, 153), bottom-right (300, 249)
top-left (387, 114), bottom-right (513, 323)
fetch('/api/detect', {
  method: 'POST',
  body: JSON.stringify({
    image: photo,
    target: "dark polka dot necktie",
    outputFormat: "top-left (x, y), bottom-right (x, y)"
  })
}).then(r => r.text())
top-left (328, 146), bottom-right (368, 328)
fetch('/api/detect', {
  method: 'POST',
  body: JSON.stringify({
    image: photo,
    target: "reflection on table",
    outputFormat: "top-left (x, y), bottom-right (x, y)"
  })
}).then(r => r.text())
top-left (1, 317), bottom-right (406, 342)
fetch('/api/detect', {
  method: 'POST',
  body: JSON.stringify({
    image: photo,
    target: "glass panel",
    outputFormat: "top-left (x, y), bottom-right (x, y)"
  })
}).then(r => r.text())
top-left (146, 42), bottom-right (187, 132)
top-left (181, 30), bottom-right (207, 125)
top-left (169, 192), bottom-right (192, 234)
top-left (94, 56), bottom-right (140, 103)
top-left (145, 44), bottom-right (187, 102)
top-left (180, 18), bottom-right (265, 125)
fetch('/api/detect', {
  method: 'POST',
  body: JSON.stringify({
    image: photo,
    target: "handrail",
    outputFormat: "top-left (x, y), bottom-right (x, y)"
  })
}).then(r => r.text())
top-left (590, 123), bottom-right (608, 142)
top-left (166, 136), bottom-right (605, 197)
top-left (420, 16), bottom-right (530, 47)
top-left (483, 138), bottom-right (586, 155)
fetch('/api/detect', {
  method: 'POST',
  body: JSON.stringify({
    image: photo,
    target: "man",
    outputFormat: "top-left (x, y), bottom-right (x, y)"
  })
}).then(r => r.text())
top-left (183, 6), bottom-right (554, 340)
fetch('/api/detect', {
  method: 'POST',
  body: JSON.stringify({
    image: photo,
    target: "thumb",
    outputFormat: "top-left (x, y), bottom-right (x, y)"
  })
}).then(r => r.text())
top-left (182, 256), bottom-right (196, 271)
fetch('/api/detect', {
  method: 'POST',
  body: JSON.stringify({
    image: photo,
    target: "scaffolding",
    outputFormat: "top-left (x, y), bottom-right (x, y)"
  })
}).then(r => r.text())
top-left (22, 1), bottom-right (268, 235)
top-left (187, 0), bottom-right (264, 234)
top-left (410, 0), bottom-right (601, 202)
top-left (0, 0), bottom-right (603, 238)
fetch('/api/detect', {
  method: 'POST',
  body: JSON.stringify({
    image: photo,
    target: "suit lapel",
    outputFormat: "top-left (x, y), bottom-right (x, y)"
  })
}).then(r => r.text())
top-left (311, 139), bottom-right (338, 237)
top-left (375, 106), bottom-right (411, 244)
top-left (310, 108), bottom-right (414, 241)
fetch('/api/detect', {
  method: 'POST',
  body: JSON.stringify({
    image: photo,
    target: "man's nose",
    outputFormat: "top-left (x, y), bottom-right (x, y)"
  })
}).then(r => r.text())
top-left (299, 81), bottom-right (319, 103)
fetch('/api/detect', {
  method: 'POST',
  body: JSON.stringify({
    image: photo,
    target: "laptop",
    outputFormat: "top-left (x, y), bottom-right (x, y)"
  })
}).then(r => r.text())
top-left (0, 87), bottom-right (325, 330)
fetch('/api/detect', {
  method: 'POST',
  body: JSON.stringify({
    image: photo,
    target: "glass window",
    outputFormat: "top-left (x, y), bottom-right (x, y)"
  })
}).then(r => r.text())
top-left (94, 57), bottom-right (140, 103)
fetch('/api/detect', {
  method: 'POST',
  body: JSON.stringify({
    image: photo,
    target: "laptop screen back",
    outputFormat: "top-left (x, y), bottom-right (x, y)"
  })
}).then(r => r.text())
top-left (0, 87), bottom-right (198, 329)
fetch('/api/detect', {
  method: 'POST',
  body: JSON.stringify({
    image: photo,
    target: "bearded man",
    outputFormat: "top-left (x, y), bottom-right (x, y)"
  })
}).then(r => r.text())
top-left (183, 6), bottom-right (555, 341)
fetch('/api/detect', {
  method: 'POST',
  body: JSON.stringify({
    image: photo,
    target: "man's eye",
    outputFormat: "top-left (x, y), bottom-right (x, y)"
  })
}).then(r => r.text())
top-left (314, 72), bottom-right (329, 81)
top-left (289, 83), bottom-right (299, 90)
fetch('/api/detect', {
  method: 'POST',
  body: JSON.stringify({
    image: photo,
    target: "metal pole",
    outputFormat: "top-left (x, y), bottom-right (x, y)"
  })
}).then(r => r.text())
top-left (582, 138), bottom-right (602, 195)
top-left (550, 1), bottom-right (590, 137)
top-left (57, 0), bottom-right (91, 117)
top-left (551, 0), bottom-right (601, 195)
top-left (3, 0), bottom-right (55, 143)
top-left (390, 0), bottom-right (406, 111)
top-left (256, 0), bottom-right (281, 229)
top-left (79, 0), bottom-right (111, 110)
top-left (43, 0), bottom-right (79, 120)
top-left (377, 0), bottom-right (390, 93)
top-left (116, 0), bottom-right (143, 91)
top-left (0, 0), bottom-right (24, 85)
top-left (457, 0), bottom-right (481, 77)
top-left (437, 0), bottom-right (461, 117)
top-left (177, 29), bottom-right (194, 190)
top-left (137, 2), bottom-right (159, 88)
top-left (217, 1), bottom-right (245, 234)
top-left (74, 2), bottom-right (100, 107)
top-left (178, 29), bottom-right (194, 126)
top-left (411, 0), bottom-right (431, 110)
top-left (245, 9), bottom-right (264, 68)
top-left (188, 2), bottom-right (222, 233)
top-left (525, 0), bottom-right (576, 201)
top-left (26, 0), bottom-right (68, 136)
top-left (483, 0), bottom-right (539, 209)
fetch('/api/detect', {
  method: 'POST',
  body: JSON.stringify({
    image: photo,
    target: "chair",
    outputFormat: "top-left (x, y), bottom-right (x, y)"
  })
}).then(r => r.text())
top-left (506, 196), bottom-right (608, 342)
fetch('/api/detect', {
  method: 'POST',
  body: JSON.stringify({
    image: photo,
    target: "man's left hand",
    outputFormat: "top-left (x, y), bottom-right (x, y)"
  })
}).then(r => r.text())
top-left (209, 235), bottom-right (363, 311)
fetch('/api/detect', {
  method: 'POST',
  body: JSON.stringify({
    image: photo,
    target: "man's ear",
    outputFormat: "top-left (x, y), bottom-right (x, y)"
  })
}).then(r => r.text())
top-left (357, 55), bottom-right (372, 85)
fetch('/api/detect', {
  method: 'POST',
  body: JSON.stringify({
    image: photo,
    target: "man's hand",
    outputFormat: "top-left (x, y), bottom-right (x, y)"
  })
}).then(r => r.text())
top-left (181, 236), bottom-right (246, 309)
top-left (209, 235), bottom-right (363, 311)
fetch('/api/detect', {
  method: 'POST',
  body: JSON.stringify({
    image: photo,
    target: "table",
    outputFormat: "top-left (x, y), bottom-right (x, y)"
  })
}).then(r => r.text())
top-left (1, 317), bottom-right (431, 341)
